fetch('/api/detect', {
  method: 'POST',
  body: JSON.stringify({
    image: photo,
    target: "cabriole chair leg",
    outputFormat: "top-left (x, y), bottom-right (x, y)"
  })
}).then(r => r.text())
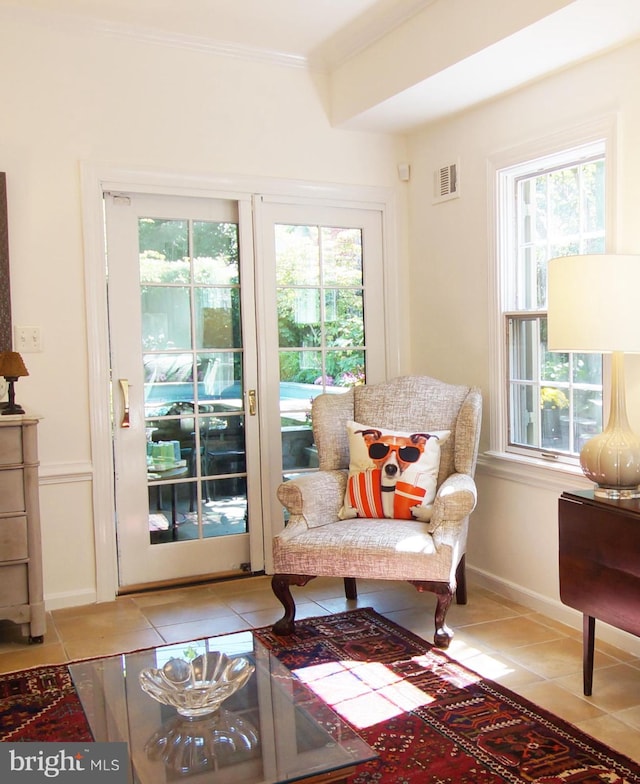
top-left (271, 574), bottom-right (315, 636)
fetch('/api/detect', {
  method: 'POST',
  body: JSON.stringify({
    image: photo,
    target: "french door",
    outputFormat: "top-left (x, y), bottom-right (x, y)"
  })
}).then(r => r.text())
top-left (104, 189), bottom-right (387, 590)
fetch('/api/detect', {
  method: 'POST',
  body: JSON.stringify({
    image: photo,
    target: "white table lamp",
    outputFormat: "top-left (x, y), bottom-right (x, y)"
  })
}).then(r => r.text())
top-left (547, 254), bottom-right (640, 499)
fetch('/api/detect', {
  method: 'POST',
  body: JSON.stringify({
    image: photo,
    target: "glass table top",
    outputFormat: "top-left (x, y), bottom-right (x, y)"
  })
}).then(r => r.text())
top-left (69, 630), bottom-right (376, 784)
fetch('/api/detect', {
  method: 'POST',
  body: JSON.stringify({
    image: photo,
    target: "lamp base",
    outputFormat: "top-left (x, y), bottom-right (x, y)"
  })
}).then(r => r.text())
top-left (593, 485), bottom-right (640, 500)
top-left (0, 377), bottom-right (25, 416)
top-left (1, 403), bottom-right (25, 416)
top-left (579, 351), bottom-right (640, 501)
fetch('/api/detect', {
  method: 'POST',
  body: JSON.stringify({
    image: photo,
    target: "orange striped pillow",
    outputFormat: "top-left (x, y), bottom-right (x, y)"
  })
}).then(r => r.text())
top-left (339, 421), bottom-right (449, 521)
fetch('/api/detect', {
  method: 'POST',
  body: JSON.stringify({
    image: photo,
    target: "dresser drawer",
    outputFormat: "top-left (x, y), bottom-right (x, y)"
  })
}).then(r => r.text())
top-left (0, 563), bottom-right (28, 606)
top-left (0, 516), bottom-right (28, 561)
top-left (0, 470), bottom-right (25, 513)
top-left (0, 427), bottom-right (23, 466)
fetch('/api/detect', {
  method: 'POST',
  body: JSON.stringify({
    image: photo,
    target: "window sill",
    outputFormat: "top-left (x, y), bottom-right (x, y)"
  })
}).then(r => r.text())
top-left (477, 450), bottom-right (595, 494)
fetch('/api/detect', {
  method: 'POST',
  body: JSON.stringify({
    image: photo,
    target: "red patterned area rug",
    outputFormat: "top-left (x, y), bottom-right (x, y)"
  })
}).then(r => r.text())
top-left (0, 664), bottom-right (92, 742)
top-left (254, 608), bottom-right (640, 784)
top-left (0, 607), bottom-right (638, 783)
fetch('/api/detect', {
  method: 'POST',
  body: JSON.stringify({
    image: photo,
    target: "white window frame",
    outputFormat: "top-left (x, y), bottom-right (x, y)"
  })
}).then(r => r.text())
top-left (487, 117), bottom-right (617, 478)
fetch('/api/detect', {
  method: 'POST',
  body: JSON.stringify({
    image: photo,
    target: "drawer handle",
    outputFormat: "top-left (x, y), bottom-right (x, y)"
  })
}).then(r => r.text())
top-left (119, 379), bottom-right (130, 428)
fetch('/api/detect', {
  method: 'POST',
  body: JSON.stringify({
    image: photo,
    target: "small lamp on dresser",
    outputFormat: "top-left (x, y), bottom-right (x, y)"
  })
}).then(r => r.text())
top-left (0, 350), bottom-right (29, 415)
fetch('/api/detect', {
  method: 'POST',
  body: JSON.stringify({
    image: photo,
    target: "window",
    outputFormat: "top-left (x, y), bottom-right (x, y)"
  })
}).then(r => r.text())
top-left (498, 141), bottom-right (606, 462)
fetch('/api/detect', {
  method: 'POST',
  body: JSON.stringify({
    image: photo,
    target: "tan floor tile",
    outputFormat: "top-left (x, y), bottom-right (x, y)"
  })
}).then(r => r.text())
top-left (52, 604), bottom-right (153, 642)
top-left (516, 680), bottom-right (605, 724)
top-left (0, 642), bottom-right (69, 674)
top-left (357, 589), bottom-right (427, 614)
top-left (457, 649), bottom-right (545, 690)
top-left (445, 631), bottom-right (502, 662)
top-left (238, 607), bottom-right (283, 629)
top-left (52, 597), bottom-right (138, 619)
top-left (140, 598), bottom-right (239, 627)
top-left (221, 590), bottom-right (283, 614)
top-left (240, 600), bottom-right (328, 630)
top-left (505, 637), bottom-right (618, 680)
top-left (383, 606), bottom-right (436, 644)
top-left (129, 585), bottom-right (217, 608)
top-left (447, 593), bottom-right (525, 626)
top-left (556, 663), bottom-right (640, 712)
top-left (207, 576), bottom-right (271, 597)
top-left (574, 713), bottom-right (640, 762)
top-left (311, 596), bottom-right (362, 615)
top-left (613, 704), bottom-right (640, 732)
top-left (156, 613), bottom-right (250, 644)
top-left (62, 628), bottom-right (165, 661)
top-left (459, 615), bottom-right (568, 651)
top-left (526, 612), bottom-right (581, 640)
top-left (296, 576), bottom-right (364, 600)
top-left (592, 639), bottom-right (640, 664)
top-left (478, 590), bottom-right (532, 615)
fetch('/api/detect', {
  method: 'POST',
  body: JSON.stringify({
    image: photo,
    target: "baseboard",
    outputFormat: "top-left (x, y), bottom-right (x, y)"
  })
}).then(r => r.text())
top-left (44, 589), bottom-right (97, 611)
top-left (467, 565), bottom-right (640, 658)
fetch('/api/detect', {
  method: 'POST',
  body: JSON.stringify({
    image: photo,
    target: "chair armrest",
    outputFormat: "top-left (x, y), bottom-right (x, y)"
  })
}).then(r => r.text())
top-left (428, 473), bottom-right (477, 532)
top-left (277, 470), bottom-right (347, 529)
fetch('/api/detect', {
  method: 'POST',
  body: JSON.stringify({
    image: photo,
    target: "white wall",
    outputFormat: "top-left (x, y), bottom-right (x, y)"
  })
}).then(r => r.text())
top-left (0, 12), bottom-right (406, 608)
top-left (406, 39), bottom-right (640, 655)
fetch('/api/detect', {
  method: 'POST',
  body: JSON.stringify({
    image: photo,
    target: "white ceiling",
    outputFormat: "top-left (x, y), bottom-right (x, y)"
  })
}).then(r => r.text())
top-left (3, 0), bottom-right (640, 131)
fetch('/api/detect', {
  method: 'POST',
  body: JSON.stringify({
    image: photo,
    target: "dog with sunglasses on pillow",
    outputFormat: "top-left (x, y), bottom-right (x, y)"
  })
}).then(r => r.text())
top-left (343, 428), bottom-right (442, 522)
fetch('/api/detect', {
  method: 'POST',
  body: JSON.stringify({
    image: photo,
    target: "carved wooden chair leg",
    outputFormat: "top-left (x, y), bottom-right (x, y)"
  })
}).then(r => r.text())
top-left (455, 554), bottom-right (467, 605)
top-left (433, 586), bottom-right (455, 648)
top-left (409, 580), bottom-right (455, 649)
top-left (344, 577), bottom-right (357, 600)
top-left (271, 574), bottom-right (315, 636)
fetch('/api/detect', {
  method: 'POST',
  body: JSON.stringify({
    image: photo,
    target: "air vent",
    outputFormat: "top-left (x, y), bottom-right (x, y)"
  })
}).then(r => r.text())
top-left (434, 161), bottom-right (459, 203)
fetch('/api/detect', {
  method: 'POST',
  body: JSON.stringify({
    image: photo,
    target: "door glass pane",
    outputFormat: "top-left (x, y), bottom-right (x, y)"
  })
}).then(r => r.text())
top-left (193, 221), bottom-right (239, 284)
top-left (139, 219), bottom-right (189, 280)
top-left (141, 288), bottom-right (191, 350)
top-left (277, 289), bottom-right (321, 347)
top-left (275, 225), bottom-right (320, 285)
top-left (140, 217), bottom-right (247, 544)
top-left (324, 290), bottom-right (364, 346)
top-left (275, 223), bottom-right (366, 477)
top-left (321, 227), bottom-right (362, 286)
top-left (195, 287), bottom-right (242, 349)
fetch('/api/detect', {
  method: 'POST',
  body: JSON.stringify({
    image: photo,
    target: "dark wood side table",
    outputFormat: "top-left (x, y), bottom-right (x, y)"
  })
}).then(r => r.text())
top-left (558, 489), bottom-right (640, 696)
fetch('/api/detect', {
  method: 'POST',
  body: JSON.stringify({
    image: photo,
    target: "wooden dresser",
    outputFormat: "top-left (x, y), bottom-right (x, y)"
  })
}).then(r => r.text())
top-left (0, 415), bottom-right (45, 642)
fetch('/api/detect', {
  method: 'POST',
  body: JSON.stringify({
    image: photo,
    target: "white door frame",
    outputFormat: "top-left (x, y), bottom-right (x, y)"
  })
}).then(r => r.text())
top-left (80, 163), bottom-right (401, 602)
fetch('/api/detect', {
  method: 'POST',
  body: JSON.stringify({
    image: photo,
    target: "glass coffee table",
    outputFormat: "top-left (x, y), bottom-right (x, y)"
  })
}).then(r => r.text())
top-left (69, 629), bottom-right (376, 784)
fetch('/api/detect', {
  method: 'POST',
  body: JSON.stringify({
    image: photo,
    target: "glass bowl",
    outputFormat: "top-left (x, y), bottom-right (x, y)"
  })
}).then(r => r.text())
top-left (139, 652), bottom-right (255, 718)
top-left (144, 709), bottom-right (260, 775)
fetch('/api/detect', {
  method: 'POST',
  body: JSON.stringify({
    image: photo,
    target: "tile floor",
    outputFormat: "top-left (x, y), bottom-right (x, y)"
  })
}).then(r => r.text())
top-left (0, 575), bottom-right (638, 762)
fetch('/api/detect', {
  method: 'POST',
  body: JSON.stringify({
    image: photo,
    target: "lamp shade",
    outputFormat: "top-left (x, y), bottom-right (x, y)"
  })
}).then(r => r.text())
top-left (547, 254), bottom-right (640, 353)
top-left (0, 351), bottom-right (29, 378)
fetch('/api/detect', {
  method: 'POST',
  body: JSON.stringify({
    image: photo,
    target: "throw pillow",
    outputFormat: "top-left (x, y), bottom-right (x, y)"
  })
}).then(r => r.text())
top-left (339, 421), bottom-right (450, 522)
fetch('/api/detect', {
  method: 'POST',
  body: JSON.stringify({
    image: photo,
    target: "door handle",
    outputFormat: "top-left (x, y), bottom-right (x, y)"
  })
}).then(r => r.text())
top-left (248, 389), bottom-right (257, 416)
top-left (119, 379), bottom-right (131, 428)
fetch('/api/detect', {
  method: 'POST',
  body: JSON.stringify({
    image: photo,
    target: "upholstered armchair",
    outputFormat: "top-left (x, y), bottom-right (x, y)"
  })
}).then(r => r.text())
top-left (271, 375), bottom-right (482, 648)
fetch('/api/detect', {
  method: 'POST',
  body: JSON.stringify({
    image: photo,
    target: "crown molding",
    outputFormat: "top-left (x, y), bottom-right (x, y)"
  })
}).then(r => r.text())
top-left (0, 3), bottom-right (308, 69)
top-left (310, 0), bottom-right (437, 69)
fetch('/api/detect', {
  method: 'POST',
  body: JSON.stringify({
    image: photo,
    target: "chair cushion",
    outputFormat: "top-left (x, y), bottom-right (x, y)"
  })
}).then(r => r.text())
top-left (272, 518), bottom-right (454, 581)
top-left (339, 421), bottom-right (449, 522)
